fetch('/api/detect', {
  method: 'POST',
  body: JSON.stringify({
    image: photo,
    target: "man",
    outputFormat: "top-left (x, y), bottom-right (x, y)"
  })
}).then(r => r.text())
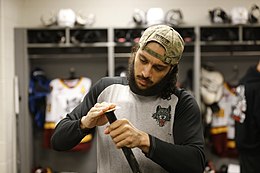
top-left (234, 60), bottom-right (260, 173)
top-left (51, 25), bottom-right (205, 173)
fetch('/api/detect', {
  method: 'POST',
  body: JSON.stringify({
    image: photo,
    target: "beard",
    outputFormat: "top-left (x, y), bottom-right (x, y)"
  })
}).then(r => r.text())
top-left (127, 57), bottom-right (173, 97)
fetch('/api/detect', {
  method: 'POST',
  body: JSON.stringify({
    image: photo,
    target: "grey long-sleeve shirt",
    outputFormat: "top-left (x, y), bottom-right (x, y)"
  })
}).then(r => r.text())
top-left (51, 77), bottom-right (205, 173)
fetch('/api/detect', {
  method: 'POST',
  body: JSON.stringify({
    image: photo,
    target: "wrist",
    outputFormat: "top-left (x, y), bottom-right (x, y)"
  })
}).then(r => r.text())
top-left (80, 116), bottom-right (89, 130)
top-left (139, 132), bottom-right (150, 153)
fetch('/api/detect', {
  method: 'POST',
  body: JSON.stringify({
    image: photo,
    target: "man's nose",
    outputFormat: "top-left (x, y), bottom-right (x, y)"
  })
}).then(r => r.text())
top-left (142, 64), bottom-right (152, 78)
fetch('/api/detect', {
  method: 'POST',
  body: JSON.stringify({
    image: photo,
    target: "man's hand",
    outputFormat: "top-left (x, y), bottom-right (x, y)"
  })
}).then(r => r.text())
top-left (104, 118), bottom-right (150, 153)
top-left (80, 102), bottom-right (116, 129)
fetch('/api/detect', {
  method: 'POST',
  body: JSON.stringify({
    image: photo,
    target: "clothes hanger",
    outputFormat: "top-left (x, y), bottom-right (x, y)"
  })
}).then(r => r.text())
top-left (227, 65), bottom-right (239, 87)
top-left (61, 67), bottom-right (81, 88)
top-left (201, 62), bottom-right (215, 71)
top-left (67, 67), bottom-right (78, 80)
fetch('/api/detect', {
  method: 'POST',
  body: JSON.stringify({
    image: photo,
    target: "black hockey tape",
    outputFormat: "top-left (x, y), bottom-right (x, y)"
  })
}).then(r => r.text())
top-left (104, 109), bottom-right (142, 173)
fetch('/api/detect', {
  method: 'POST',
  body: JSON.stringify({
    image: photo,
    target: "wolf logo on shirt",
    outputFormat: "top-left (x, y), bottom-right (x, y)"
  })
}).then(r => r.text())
top-left (152, 105), bottom-right (171, 127)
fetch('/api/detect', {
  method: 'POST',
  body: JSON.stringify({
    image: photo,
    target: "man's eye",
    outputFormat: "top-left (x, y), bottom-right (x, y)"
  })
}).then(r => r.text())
top-left (154, 66), bottom-right (164, 71)
top-left (140, 58), bottom-right (147, 63)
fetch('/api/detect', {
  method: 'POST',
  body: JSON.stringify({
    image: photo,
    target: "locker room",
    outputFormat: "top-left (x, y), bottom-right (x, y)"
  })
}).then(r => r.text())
top-left (1, 0), bottom-right (260, 173)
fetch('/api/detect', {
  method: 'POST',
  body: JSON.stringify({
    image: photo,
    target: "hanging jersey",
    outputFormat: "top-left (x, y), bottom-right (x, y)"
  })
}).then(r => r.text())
top-left (29, 68), bottom-right (51, 129)
top-left (210, 83), bottom-right (238, 157)
top-left (44, 77), bottom-right (93, 151)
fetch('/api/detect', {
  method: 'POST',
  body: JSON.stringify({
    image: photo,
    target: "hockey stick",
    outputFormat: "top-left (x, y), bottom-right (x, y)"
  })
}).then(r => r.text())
top-left (104, 109), bottom-right (142, 173)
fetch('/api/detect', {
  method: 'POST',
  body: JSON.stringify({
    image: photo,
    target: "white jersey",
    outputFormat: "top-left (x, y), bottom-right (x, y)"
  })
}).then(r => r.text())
top-left (210, 83), bottom-right (238, 157)
top-left (211, 83), bottom-right (236, 129)
top-left (45, 77), bottom-right (91, 128)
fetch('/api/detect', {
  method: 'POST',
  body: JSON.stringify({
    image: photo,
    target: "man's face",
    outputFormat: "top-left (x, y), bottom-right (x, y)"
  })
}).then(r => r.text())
top-left (134, 42), bottom-right (172, 90)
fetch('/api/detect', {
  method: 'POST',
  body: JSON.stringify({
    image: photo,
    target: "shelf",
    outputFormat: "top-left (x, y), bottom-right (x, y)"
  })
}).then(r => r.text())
top-left (114, 53), bottom-right (131, 58)
top-left (70, 29), bottom-right (108, 43)
top-left (29, 53), bottom-right (108, 59)
top-left (200, 25), bottom-right (260, 42)
top-left (201, 51), bottom-right (260, 57)
top-left (242, 26), bottom-right (260, 41)
top-left (114, 28), bottom-right (145, 43)
top-left (114, 42), bottom-right (136, 47)
top-left (28, 47), bottom-right (108, 55)
top-left (200, 41), bottom-right (260, 45)
top-left (200, 27), bottom-right (239, 41)
top-left (27, 28), bottom-right (66, 44)
top-left (27, 42), bottom-right (110, 48)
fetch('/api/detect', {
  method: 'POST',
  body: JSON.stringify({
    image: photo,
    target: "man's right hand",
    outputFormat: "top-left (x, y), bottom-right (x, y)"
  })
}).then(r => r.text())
top-left (80, 102), bottom-right (116, 129)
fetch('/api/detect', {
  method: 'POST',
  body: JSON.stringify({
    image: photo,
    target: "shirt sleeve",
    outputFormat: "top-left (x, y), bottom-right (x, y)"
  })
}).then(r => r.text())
top-left (146, 89), bottom-right (206, 173)
top-left (50, 86), bottom-right (97, 151)
top-left (51, 77), bottom-right (126, 151)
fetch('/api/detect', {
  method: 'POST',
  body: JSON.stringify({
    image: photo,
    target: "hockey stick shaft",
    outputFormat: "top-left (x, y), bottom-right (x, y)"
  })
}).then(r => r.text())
top-left (104, 110), bottom-right (142, 173)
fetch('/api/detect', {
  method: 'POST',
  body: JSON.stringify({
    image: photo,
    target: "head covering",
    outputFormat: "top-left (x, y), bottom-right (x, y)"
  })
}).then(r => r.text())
top-left (139, 24), bottom-right (184, 65)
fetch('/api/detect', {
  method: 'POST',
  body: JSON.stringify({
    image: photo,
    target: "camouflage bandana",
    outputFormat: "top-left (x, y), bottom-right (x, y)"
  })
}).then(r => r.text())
top-left (139, 25), bottom-right (185, 65)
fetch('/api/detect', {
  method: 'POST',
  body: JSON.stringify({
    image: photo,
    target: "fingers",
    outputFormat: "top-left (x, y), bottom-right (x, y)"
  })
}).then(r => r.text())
top-left (108, 119), bottom-right (130, 136)
top-left (104, 118), bottom-right (128, 134)
top-left (104, 119), bottom-right (139, 148)
top-left (94, 102), bottom-right (116, 113)
top-left (89, 102), bottom-right (116, 117)
top-left (82, 102), bottom-right (116, 128)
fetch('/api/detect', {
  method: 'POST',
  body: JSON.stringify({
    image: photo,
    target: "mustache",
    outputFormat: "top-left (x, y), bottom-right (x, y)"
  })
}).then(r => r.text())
top-left (136, 75), bottom-right (153, 85)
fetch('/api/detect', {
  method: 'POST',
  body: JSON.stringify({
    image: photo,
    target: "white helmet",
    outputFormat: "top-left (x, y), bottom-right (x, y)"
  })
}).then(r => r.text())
top-left (230, 7), bottom-right (249, 25)
top-left (132, 8), bottom-right (146, 26)
top-left (57, 8), bottom-right (76, 27)
top-left (248, 4), bottom-right (260, 24)
top-left (165, 9), bottom-right (183, 26)
top-left (146, 8), bottom-right (164, 26)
